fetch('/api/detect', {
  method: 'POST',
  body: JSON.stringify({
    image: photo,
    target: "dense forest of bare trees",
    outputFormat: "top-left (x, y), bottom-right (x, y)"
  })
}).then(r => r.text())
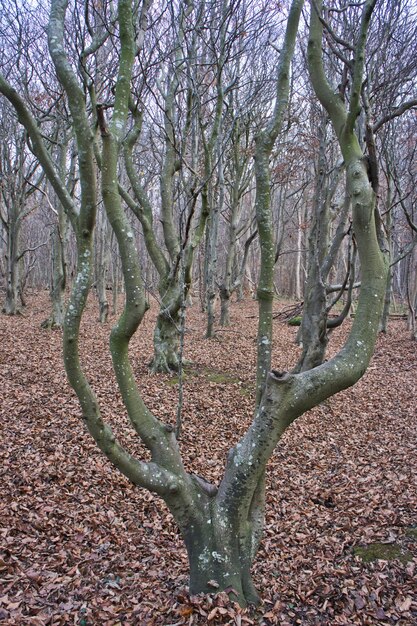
top-left (1, 1), bottom-right (415, 336)
top-left (0, 0), bottom-right (416, 606)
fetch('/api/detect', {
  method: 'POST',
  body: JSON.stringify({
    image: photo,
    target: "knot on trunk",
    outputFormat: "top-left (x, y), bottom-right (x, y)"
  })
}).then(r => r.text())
top-left (270, 370), bottom-right (292, 382)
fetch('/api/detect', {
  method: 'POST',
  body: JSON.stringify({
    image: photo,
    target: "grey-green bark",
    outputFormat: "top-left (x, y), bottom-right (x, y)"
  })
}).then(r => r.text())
top-left (2, 198), bottom-right (20, 315)
top-left (254, 0), bottom-right (304, 403)
top-left (379, 174), bottom-right (394, 333)
top-left (0, 0), bottom-right (390, 609)
top-left (44, 194), bottom-right (68, 328)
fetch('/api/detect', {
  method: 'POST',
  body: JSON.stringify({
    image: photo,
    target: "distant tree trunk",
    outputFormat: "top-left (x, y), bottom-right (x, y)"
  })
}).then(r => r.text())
top-left (406, 247), bottom-right (417, 340)
top-left (294, 206), bottom-right (303, 300)
top-left (203, 53), bottom-right (225, 339)
top-left (219, 112), bottom-right (252, 327)
top-left (205, 181), bottom-right (221, 337)
top-left (47, 210), bottom-right (67, 328)
top-left (295, 114), bottom-right (347, 372)
top-left (220, 228), bottom-right (257, 324)
top-left (205, 184), bottom-right (222, 337)
top-left (295, 115), bottom-right (331, 371)
top-left (95, 208), bottom-right (111, 323)
top-left (379, 178), bottom-right (393, 333)
top-left (40, 134), bottom-right (74, 329)
top-left (3, 210), bottom-right (20, 315)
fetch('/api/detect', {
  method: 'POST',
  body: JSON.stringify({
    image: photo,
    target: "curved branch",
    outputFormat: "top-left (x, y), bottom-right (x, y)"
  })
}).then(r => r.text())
top-left (345, 0), bottom-right (377, 135)
top-left (0, 75), bottom-right (78, 226)
top-left (373, 99), bottom-right (417, 134)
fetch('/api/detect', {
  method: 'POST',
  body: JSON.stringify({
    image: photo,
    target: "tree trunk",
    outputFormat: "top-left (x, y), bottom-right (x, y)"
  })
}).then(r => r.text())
top-left (379, 266), bottom-right (392, 333)
top-left (151, 305), bottom-right (181, 373)
top-left (204, 146), bottom-right (222, 339)
top-left (183, 511), bottom-right (260, 606)
top-left (42, 205), bottom-right (67, 329)
top-left (295, 206), bottom-right (303, 300)
top-left (96, 210), bottom-right (111, 323)
top-left (295, 273), bottom-right (328, 371)
top-left (406, 247), bottom-right (417, 340)
top-left (49, 221), bottom-right (66, 327)
top-left (150, 276), bottom-right (187, 373)
top-left (219, 286), bottom-right (231, 326)
top-left (2, 213), bottom-right (20, 315)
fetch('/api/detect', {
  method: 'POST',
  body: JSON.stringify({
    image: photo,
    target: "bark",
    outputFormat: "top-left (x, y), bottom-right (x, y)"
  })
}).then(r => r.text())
top-left (2, 211), bottom-right (20, 315)
top-left (379, 180), bottom-right (393, 333)
top-left (0, 0), bottom-right (389, 610)
top-left (295, 207), bottom-right (303, 300)
top-left (95, 209), bottom-right (111, 323)
top-left (205, 189), bottom-right (221, 338)
top-left (202, 16), bottom-right (225, 339)
top-left (46, 215), bottom-right (67, 328)
top-left (219, 289), bottom-right (231, 326)
top-left (151, 287), bottom-right (182, 373)
top-left (42, 143), bottom-right (70, 330)
top-left (379, 267), bottom-right (392, 333)
top-left (184, 508), bottom-right (261, 606)
top-left (406, 247), bottom-right (417, 340)
top-left (254, 0), bottom-right (304, 403)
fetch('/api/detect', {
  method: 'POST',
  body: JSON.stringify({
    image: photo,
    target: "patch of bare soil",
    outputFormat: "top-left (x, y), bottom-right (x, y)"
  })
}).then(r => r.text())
top-left (0, 292), bottom-right (416, 625)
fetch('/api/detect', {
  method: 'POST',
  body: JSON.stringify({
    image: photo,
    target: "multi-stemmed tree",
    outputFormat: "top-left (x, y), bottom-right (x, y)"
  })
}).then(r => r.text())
top-left (0, 0), bottom-right (393, 607)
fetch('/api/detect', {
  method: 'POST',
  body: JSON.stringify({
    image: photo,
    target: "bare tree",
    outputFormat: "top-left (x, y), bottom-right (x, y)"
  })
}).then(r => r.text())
top-left (0, 105), bottom-right (44, 314)
top-left (0, 0), bottom-right (394, 608)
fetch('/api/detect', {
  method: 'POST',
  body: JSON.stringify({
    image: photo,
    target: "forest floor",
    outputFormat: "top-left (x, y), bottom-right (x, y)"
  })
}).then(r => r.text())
top-left (0, 292), bottom-right (416, 626)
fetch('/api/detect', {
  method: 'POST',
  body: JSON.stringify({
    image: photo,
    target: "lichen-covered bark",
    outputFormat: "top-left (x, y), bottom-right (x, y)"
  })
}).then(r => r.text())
top-left (151, 292), bottom-right (182, 373)
top-left (0, 0), bottom-right (390, 611)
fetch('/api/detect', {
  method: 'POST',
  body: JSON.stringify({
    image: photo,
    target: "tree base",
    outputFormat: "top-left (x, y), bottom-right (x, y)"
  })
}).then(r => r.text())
top-left (41, 317), bottom-right (63, 330)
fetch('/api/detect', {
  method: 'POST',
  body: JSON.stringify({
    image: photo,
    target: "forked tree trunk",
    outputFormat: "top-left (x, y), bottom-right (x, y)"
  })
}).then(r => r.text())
top-left (0, 0), bottom-right (388, 611)
top-left (183, 511), bottom-right (259, 604)
top-left (164, 469), bottom-right (265, 607)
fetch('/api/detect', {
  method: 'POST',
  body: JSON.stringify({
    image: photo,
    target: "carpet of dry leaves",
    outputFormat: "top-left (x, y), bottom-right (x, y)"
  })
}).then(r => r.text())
top-left (0, 292), bottom-right (416, 626)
